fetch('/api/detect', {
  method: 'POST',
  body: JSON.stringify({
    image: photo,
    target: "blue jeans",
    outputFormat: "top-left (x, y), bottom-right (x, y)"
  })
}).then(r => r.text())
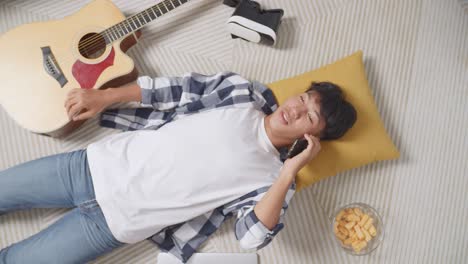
top-left (0, 149), bottom-right (125, 263)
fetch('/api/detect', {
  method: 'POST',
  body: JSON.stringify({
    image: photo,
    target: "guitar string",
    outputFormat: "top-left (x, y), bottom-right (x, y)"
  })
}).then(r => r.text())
top-left (77, 0), bottom-right (181, 52)
top-left (78, 2), bottom-right (166, 53)
top-left (48, 0), bottom-right (187, 72)
top-left (78, 0), bottom-right (183, 54)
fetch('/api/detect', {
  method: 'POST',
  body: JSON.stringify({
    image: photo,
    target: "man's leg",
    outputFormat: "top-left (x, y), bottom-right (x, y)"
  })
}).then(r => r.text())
top-left (0, 149), bottom-right (94, 213)
top-left (0, 200), bottom-right (125, 263)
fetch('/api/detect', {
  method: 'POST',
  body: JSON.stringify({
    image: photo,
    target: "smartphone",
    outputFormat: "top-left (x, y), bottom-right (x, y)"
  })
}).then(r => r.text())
top-left (286, 138), bottom-right (308, 159)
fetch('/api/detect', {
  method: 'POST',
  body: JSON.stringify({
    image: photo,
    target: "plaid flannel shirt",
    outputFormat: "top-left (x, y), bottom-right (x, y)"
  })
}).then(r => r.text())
top-left (98, 71), bottom-right (296, 263)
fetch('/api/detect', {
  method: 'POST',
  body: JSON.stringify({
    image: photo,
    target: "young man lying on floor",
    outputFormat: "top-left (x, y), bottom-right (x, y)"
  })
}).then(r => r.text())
top-left (0, 71), bottom-right (356, 263)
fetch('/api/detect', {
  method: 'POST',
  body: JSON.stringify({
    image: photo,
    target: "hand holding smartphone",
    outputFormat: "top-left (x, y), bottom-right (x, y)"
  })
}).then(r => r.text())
top-left (284, 134), bottom-right (321, 175)
top-left (286, 138), bottom-right (309, 159)
top-left (282, 134), bottom-right (321, 181)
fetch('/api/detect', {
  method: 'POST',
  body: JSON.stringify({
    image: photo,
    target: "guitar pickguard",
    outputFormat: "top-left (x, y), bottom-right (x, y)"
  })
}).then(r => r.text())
top-left (71, 47), bottom-right (115, 89)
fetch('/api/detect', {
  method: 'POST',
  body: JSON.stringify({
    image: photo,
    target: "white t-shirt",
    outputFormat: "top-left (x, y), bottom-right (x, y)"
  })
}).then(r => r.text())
top-left (86, 104), bottom-right (284, 243)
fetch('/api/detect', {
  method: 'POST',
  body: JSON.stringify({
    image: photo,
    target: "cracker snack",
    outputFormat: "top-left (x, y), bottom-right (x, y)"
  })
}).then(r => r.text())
top-left (333, 207), bottom-right (378, 253)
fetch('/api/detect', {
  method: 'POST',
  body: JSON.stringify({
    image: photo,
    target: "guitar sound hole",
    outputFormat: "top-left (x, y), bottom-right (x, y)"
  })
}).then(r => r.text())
top-left (78, 33), bottom-right (106, 59)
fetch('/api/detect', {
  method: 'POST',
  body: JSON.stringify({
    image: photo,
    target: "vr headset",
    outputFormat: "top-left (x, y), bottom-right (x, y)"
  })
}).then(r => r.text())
top-left (224, 0), bottom-right (284, 46)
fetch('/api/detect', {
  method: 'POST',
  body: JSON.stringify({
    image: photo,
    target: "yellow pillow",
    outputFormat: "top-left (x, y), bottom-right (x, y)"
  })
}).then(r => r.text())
top-left (267, 51), bottom-right (400, 192)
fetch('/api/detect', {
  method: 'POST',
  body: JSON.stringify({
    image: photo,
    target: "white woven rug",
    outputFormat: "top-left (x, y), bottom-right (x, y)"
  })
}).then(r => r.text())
top-left (1, 0), bottom-right (467, 263)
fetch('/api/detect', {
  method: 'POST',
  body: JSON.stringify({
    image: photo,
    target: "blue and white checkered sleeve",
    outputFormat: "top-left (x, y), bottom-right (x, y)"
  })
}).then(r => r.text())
top-left (136, 71), bottom-right (250, 112)
top-left (234, 184), bottom-right (296, 250)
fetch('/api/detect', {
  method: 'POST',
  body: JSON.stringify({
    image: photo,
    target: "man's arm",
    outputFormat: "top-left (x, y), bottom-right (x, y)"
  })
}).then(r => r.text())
top-left (65, 81), bottom-right (142, 121)
top-left (102, 71), bottom-right (251, 112)
top-left (253, 134), bottom-right (321, 231)
top-left (233, 172), bottom-right (296, 250)
top-left (103, 81), bottom-right (142, 105)
top-left (253, 169), bottom-right (294, 230)
top-left (133, 71), bottom-right (251, 112)
top-left (234, 134), bottom-right (321, 250)
top-left (66, 71), bottom-right (251, 122)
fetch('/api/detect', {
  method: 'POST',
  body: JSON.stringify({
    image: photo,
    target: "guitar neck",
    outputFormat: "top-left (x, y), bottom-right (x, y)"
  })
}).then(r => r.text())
top-left (102, 0), bottom-right (190, 44)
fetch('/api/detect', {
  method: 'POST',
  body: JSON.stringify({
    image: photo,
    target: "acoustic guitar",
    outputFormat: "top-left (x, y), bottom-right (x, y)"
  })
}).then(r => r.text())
top-left (0, 0), bottom-right (190, 138)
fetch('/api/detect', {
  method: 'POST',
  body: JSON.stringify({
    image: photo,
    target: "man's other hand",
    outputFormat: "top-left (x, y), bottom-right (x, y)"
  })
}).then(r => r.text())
top-left (64, 88), bottom-right (112, 121)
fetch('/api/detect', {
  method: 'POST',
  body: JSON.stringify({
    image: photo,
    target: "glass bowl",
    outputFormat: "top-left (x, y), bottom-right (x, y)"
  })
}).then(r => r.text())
top-left (329, 202), bottom-right (384, 255)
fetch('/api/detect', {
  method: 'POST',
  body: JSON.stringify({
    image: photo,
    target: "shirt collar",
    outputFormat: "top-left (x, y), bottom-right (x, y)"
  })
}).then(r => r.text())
top-left (259, 116), bottom-right (289, 163)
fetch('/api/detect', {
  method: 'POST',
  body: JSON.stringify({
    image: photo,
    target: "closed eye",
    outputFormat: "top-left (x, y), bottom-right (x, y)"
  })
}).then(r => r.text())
top-left (301, 95), bottom-right (313, 123)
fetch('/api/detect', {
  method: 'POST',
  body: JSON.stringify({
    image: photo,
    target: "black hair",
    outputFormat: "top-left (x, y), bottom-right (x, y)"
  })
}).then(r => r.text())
top-left (306, 82), bottom-right (357, 140)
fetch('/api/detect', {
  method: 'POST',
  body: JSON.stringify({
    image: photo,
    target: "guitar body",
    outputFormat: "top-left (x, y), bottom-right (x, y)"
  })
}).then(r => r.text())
top-left (0, 0), bottom-right (141, 138)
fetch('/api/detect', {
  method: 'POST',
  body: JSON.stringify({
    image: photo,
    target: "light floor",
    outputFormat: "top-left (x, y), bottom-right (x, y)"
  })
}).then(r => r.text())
top-left (1, 0), bottom-right (467, 263)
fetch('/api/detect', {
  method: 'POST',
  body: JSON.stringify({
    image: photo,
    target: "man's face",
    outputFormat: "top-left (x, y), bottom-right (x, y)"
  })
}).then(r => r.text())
top-left (270, 91), bottom-right (326, 142)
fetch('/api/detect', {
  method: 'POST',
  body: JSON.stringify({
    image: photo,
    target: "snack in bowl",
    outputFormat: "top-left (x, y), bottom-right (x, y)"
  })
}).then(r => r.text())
top-left (331, 203), bottom-right (383, 255)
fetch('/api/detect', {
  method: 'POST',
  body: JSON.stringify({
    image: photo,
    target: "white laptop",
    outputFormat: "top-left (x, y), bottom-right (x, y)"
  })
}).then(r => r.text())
top-left (157, 252), bottom-right (258, 264)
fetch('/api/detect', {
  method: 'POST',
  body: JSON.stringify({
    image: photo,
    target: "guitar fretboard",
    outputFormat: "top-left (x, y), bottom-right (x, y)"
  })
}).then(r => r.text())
top-left (102, 0), bottom-right (189, 43)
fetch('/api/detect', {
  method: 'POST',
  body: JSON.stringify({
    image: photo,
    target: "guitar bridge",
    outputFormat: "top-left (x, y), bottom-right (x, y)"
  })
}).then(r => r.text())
top-left (41, 46), bottom-right (68, 87)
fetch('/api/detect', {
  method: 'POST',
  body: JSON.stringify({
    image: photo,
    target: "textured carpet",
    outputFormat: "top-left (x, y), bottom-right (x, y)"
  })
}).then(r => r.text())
top-left (1, 0), bottom-right (467, 263)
